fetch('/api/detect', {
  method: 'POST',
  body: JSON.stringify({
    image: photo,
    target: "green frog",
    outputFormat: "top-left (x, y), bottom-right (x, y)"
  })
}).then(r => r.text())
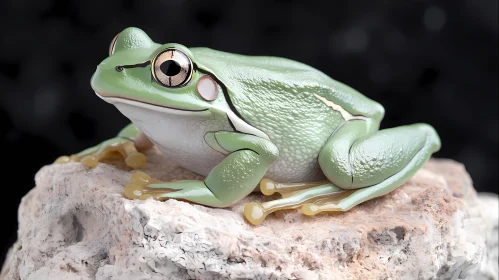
top-left (56, 27), bottom-right (441, 225)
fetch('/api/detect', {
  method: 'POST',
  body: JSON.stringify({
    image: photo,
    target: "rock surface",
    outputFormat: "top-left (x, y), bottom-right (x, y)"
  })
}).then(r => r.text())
top-left (1, 149), bottom-right (498, 280)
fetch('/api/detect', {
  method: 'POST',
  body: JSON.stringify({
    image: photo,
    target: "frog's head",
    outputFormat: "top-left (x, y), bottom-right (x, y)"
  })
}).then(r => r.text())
top-left (91, 27), bottom-right (222, 113)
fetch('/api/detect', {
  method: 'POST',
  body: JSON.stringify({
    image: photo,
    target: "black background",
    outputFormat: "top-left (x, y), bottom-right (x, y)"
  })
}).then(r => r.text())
top-left (0, 0), bottom-right (497, 264)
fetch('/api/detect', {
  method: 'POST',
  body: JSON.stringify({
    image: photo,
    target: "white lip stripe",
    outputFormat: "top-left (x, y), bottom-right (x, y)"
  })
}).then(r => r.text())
top-left (95, 93), bottom-right (209, 116)
top-left (96, 91), bottom-right (270, 140)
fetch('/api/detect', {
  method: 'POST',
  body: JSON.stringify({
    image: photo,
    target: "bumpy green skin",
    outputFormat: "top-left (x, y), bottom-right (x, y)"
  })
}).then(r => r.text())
top-left (88, 27), bottom-right (441, 212)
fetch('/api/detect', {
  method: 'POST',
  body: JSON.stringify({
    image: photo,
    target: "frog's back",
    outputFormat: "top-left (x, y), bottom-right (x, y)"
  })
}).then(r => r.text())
top-left (192, 47), bottom-right (384, 182)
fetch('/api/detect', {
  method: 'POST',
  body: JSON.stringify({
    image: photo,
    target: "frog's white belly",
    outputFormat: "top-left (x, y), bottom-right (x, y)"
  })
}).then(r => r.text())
top-left (112, 100), bottom-right (230, 176)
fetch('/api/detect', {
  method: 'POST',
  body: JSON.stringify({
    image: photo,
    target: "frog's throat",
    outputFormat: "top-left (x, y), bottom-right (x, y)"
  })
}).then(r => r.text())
top-left (95, 93), bottom-right (209, 114)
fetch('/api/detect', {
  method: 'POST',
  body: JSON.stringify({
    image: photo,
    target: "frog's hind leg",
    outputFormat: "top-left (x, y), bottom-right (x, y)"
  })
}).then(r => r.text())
top-left (245, 121), bottom-right (440, 225)
top-left (312, 121), bottom-right (441, 215)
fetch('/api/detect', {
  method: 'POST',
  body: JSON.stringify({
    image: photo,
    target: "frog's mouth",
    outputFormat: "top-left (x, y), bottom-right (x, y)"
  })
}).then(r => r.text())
top-left (95, 92), bottom-right (210, 115)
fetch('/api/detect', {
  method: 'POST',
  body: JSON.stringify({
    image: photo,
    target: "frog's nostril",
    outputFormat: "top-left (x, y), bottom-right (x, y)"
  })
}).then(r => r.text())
top-left (115, 66), bottom-right (124, 72)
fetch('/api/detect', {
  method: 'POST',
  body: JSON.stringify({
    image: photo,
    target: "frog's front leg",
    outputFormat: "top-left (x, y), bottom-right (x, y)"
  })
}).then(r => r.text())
top-left (55, 123), bottom-right (151, 168)
top-left (124, 131), bottom-right (279, 207)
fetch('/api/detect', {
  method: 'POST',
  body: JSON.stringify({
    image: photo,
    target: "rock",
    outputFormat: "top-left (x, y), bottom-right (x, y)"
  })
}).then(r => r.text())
top-left (1, 149), bottom-right (498, 279)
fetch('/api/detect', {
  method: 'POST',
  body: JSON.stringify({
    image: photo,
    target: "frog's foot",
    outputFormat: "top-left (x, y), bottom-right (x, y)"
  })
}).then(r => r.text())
top-left (124, 171), bottom-right (226, 206)
top-left (244, 182), bottom-right (351, 225)
top-left (55, 138), bottom-right (146, 169)
top-left (124, 171), bottom-right (172, 200)
top-left (259, 178), bottom-right (330, 197)
top-left (301, 190), bottom-right (358, 215)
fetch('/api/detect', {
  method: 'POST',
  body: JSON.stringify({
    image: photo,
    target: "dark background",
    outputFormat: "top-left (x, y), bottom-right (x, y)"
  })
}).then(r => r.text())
top-left (0, 0), bottom-right (497, 264)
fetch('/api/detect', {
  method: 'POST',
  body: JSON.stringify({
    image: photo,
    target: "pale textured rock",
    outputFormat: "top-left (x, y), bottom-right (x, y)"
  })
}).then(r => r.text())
top-left (1, 149), bottom-right (498, 280)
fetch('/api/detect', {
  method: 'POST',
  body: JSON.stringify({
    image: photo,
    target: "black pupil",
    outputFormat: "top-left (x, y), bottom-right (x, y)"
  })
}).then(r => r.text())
top-left (160, 60), bottom-right (181, 76)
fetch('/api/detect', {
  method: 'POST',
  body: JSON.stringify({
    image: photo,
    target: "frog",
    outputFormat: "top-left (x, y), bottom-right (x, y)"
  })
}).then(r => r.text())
top-left (56, 27), bottom-right (441, 225)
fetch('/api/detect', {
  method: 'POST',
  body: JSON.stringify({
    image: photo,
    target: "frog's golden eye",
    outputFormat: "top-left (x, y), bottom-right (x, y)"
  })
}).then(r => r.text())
top-left (109, 33), bottom-right (120, 56)
top-left (152, 49), bottom-right (193, 87)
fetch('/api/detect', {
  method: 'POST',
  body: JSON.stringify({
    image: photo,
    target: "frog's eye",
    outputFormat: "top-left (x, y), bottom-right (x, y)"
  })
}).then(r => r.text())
top-left (152, 49), bottom-right (193, 87)
top-left (109, 33), bottom-right (120, 56)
